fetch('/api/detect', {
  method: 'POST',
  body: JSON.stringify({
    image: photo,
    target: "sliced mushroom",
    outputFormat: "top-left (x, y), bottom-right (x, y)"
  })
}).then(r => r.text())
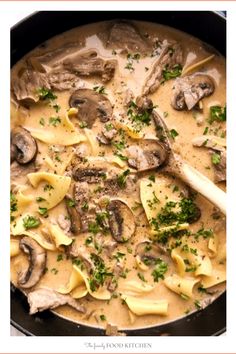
top-left (107, 200), bottom-right (136, 243)
top-left (65, 196), bottom-right (81, 234)
top-left (69, 89), bottom-right (113, 128)
top-left (126, 139), bottom-right (168, 172)
top-left (18, 237), bottom-right (47, 289)
top-left (72, 167), bottom-right (106, 183)
top-left (107, 261), bottom-right (124, 292)
top-left (171, 73), bottom-right (215, 111)
top-left (27, 287), bottom-right (85, 315)
top-left (135, 241), bottom-right (162, 264)
top-left (11, 127), bottom-right (38, 164)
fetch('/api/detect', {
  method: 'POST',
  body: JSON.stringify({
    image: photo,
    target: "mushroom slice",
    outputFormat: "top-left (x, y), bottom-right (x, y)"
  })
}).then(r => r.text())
top-left (72, 167), bottom-right (106, 183)
top-left (18, 236), bottom-right (47, 289)
top-left (11, 127), bottom-right (38, 164)
top-left (171, 73), bottom-right (215, 111)
top-left (107, 200), bottom-right (136, 243)
top-left (135, 241), bottom-right (166, 269)
top-left (126, 139), bottom-right (168, 172)
top-left (69, 89), bottom-right (113, 128)
top-left (65, 196), bottom-right (81, 234)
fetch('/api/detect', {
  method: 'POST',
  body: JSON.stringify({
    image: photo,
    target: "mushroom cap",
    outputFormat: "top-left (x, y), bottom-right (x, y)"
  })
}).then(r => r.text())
top-left (69, 89), bottom-right (113, 128)
top-left (126, 139), bottom-right (168, 172)
top-left (171, 73), bottom-right (215, 111)
top-left (135, 241), bottom-right (162, 264)
top-left (11, 127), bottom-right (38, 164)
top-left (65, 196), bottom-right (81, 234)
top-left (107, 200), bottom-right (136, 243)
top-left (18, 236), bottom-right (47, 289)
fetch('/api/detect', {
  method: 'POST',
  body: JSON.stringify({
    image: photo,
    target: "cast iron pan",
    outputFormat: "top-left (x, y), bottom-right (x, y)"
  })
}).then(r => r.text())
top-left (11, 11), bottom-right (226, 336)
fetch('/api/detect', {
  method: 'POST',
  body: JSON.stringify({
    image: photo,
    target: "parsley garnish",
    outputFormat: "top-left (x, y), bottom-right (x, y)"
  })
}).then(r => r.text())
top-left (208, 105), bottom-right (226, 124)
top-left (49, 116), bottom-right (61, 127)
top-left (162, 64), bottom-right (182, 82)
top-left (117, 169), bottom-right (130, 189)
top-left (211, 152), bottom-right (221, 165)
top-left (23, 215), bottom-right (41, 230)
top-left (93, 85), bottom-right (106, 94)
top-left (151, 259), bottom-right (168, 282)
top-left (38, 87), bottom-right (57, 101)
top-left (170, 129), bottom-right (179, 139)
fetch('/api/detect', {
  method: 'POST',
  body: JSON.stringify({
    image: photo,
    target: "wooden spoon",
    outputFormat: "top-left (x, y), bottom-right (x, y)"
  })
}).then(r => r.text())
top-left (153, 111), bottom-right (226, 215)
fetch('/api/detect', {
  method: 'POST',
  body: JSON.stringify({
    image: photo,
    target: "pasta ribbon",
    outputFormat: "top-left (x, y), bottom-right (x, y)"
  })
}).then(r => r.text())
top-left (58, 266), bottom-right (85, 294)
top-left (201, 269), bottom-right (226, 288)
top-left (164, 274), bottom-right (200, 298)
top-left (25, 108), bottom-right (86, 145)
top-left (120, 280), bottom-right (154, 296)
top-left (84, 128), bottom-right (100, 155)
top-left (49, 224), bottom-right (73, 248)
top-left (27, 172), bottom-right (71, 209)
top-left (171, 246), bottom-right (212, 277)
top-left (73, 265), bottom-right (111, 300)
top-left (140, 178), bottom-right (181, 223)
top-left (208, 235), bottom-right (218, 258)
top-left (10, 239), bottom-right (20, 257)
top-left (121, 295), bottom-right (168, 316)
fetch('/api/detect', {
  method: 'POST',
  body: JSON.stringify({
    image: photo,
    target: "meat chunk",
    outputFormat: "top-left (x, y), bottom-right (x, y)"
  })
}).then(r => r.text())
top-left (99, 21), bottom-right (151, 54)
top-left (12, 48), bottom-right (116, 103)
top-left (63, 50), bottom-right (116, 83)
top-left (142, 42), bottom-right (183, 95)
top-left (27, 288), bottom-right (86, 315)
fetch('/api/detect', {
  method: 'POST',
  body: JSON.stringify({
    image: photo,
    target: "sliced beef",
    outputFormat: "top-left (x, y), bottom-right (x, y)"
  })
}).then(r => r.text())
top-left (142, 42), bottom-right (183, 95)
top-left (27, 288), bottom-right (86, 315)
top-left (99, 21), bottom-right (151, 54)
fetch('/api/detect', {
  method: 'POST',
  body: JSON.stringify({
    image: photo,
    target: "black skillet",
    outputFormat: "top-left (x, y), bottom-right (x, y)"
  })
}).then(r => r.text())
top-left (11, 11), bottom-right (226, 336)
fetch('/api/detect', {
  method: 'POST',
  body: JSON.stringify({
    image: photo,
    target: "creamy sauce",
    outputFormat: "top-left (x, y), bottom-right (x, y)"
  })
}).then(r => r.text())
top-left (11, 20), bottom-right (226, 331)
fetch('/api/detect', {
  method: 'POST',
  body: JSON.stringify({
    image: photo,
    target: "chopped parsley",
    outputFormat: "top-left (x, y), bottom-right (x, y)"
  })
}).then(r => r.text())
top-left (89, 254), bottom-right (112, 291)
top-left (194, 228), bottom-right (213, 240)
top-left (51, 268), bottom-right (59, 275)
top-left (52, 103), bottom-right (61, 113)
top-left (105, 122), bottom-right (114, 131)
top-left (79, 121), bottom-right (88, 129)
top-left (66, 198), bottom-right (76, 207)
top-left (57, 254), bottom-right (64, 262)
top-left (39, 117), bottom-right (45, 126)
top-left (170, 128), bottom-right (179, 139)
top-left (138, 272), bottom-right (147, 282)
top-left (38, 207), bottom-right (48, 217)
top-left (114, 152), bottom-right (128, 161)
top-left (93, 85), bottom-right (106, 94)
top-left (117, 169), bottom-right (130, 189)
top-left (100, 314), bottom-right (107, 321)
top-left (211, 152), bottom-right (221, 165)
top-left (36, 197), bottom-right (46, 203)
top-left (127, 101), bottom-right (152, 128)
top-left (203, 126), bottom-right (209, 135)
top-left (81, 201), bottom-right (89, 211)
top-left (23, 215), bottom-right (41, 230)
top-left (148, 174), bottom-right (156, 182)
top-left (49, 116), bottom-right (61, 127)
top-left (194, 299), bottom-right (202, 310)
top-left (151, 259), bottom-right (168, 282)
top-left (113, 252), bottom-right (126, 261)
top-left (38, 87), bottom-right (57, 101)
top-left (162, 64), bottom-right (182, 82)
top-left (44, 184), bottom-right (54, 192)
top-left (10, 192), bottom-right (18, 222)
top-left (208, 105), bottom-right (226, 124)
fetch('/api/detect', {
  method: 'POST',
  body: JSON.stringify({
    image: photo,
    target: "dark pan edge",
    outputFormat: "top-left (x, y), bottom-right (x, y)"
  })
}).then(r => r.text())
top-left (11, 10), bottom-right (226, 336)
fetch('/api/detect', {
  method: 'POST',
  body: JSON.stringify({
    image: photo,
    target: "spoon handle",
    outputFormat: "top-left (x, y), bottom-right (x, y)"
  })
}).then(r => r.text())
top-left (180, 162), bottom-right (226, 214)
